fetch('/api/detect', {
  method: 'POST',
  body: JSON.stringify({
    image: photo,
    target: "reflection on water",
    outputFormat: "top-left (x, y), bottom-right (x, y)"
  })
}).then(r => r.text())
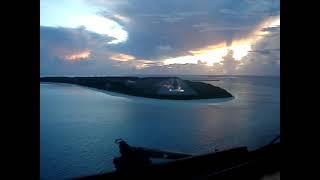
top-left (40, 76), bottom-right (279, 180)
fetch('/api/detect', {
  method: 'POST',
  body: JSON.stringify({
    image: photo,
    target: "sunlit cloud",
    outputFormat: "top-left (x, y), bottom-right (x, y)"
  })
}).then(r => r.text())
top-left (136, 60), bottom-right (164, 68)
top-left (163, 56), bottom-right (199, 65)
top-left (110, 53), bottom-right (136, 61)
top-left (163, 42), bottom-right (242, 67)
top-left (65, 50), bottom-right (91, 61)
top-left (114, 14), bottom-right (130, 23)
top-left (135, 63), bottom-right (150, 69)
top-left (68, 15), bottom-right (128, 44)
top-left (229, 40), bottom-right (253, 60)
top-left (188, 43), bottom-right (229, 65)
top-left (255, 16), bottom-right (280, 36)
top-left (163, 43), bottom-right (231, 66)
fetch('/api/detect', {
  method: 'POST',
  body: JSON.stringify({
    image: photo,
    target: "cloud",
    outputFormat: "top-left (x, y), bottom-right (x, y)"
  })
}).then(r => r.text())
top-left (220, 9), bottom-right (239, 16)
top-left (220, 50), bottom-right (240, 74)
top-left (41, 0), bottom-right (129, 45)
top-left (157, 45), bottom-right (173, 52)
top-left (110, 53), bottom-right (136, 61)
top-left (41, 0), bottom-right (280, 76)
top-left (198, 26), bottom-right (254, 33)
top-left (249, 49), bottom-right (280, 55)
top-left (86, 0), bottom-right (279, 59)
top-left (261, 26), bottom-right (280, 33)
top-left (97, 11), bottom-right (130, 26)
top-left (40, 26), bottom-right (113, 52)
top-left (40, 26), bottom-right (122, 76)
top-left (237, 24), bottom-right (280, 75)
top-left (192, 22), bottom-right (210, 28)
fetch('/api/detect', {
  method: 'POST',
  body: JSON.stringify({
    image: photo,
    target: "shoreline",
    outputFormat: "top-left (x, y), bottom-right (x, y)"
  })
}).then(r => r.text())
top-left (40, 82), bottom-right (235, 105)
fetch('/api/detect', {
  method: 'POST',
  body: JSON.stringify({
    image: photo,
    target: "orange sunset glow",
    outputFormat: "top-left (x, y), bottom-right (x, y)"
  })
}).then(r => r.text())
top-left (65, 50), bottom-right (91, 61)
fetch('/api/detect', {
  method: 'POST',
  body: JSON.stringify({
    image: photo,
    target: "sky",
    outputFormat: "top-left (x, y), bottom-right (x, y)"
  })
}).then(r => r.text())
top-left (40, 0), bottom-right (280, 76)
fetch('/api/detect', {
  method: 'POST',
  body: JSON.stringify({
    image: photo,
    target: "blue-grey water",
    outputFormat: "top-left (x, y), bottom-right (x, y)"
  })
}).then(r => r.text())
top-left (40, 76), bottom-right (280, 180)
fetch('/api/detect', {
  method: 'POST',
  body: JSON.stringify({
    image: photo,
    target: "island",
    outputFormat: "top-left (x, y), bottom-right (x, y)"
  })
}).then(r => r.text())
top-left (40, 76), bottom-right (233, 100)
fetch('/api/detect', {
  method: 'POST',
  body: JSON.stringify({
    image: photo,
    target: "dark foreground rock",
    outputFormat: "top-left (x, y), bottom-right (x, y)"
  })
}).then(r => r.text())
top-left (40, 76), bottom-right (233, 100)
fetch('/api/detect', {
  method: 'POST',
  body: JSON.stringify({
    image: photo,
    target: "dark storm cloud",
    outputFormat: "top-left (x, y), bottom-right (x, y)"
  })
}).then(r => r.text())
top-left (40, 26), bottom-right (114, 52)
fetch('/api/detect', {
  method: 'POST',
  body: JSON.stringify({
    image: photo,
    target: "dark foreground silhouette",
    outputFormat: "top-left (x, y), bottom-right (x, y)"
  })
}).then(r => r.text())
top-left (75, 136), bottom-right (280, 180)
top-left (40, 76), bottom-right (233, 100)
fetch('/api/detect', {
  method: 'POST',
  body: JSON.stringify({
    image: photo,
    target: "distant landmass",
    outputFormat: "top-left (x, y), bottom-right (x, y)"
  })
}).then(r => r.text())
top-left (40, 76), bottom-right (233, 100)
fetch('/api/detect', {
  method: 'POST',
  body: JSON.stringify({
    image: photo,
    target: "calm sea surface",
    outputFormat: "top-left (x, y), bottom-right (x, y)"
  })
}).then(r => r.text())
top-left (40, 76), bottom-right (280, 179)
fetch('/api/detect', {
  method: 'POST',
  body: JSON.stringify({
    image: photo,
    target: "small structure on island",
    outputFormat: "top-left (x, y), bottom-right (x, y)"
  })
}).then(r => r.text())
top-left (169, 78), bottom-right (184, 92)
top-left (125, 80), bottom-right (136, 87)
top-left (156, 78), bottom-right (197, 96)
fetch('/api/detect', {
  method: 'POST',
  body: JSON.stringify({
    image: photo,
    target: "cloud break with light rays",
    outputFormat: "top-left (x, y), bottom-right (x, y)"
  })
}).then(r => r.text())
top-left (162, 15), bottom-right (279, 67)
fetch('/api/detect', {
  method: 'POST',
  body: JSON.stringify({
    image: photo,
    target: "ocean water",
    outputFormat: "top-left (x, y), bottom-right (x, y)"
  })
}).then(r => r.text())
top-left (40, 76), bottom-right (280, 179)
